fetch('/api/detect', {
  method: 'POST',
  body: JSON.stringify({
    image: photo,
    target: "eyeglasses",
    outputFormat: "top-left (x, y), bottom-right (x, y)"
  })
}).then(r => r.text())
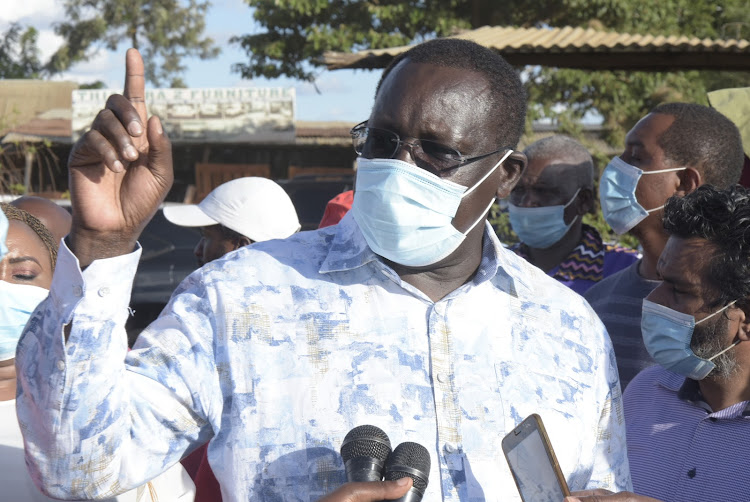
top-left (350, 121), bottom-right (510, 172)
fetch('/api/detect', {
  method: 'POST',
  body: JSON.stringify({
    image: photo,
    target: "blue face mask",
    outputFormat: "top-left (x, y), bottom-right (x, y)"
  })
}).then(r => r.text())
top-left (0, 280), bottom-right (49, 362)
top-left (352, 150), bottom-right (513, 267)
top-left (641, 298), bottom-right (739, 380)
top-left (599, 156), bottom-right (686, 235)
top-left (508, 188), bottom-right (581, 249)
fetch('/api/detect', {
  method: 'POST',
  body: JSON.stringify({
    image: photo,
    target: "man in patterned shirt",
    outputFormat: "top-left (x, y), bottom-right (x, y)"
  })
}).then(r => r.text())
top-left (507, 135), bottom-right (639, 296)
top-left (16, 40), bottom-right (631, 501)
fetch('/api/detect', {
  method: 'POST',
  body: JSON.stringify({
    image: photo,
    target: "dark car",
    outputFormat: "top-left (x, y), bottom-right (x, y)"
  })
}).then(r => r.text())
top-left (278, 174), bottom-right (354, 230)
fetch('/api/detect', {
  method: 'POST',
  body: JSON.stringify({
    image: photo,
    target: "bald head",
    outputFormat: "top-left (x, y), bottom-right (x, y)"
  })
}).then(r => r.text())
top-left (523, 135), bottom-right (594, 189)
top-left (10, 196), bottom-right (71, 244)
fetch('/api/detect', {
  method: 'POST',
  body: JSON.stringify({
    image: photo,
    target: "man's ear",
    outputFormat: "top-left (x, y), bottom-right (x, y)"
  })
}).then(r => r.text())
top-left (496, 151), bottom-right (527, 198)
top-left (675, 167), bottom-right (702, 197)
top-left (735, 299), bottom-right (750, 342)
top-left (579, 186), bottom-right (596, 215)
top-left (234, 236), bottom-right (252, 250)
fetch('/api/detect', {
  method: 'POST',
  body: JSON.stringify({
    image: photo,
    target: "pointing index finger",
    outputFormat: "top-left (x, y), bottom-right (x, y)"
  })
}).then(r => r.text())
top-left (124, 48), bottom-right (147, 136)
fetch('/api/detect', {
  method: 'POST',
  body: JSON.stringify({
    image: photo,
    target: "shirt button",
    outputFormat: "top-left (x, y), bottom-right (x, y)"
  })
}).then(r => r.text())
top-left (72, 285), bottom-right (83, 297)
top-left (444, 443), bottom-right (457, 454)
top-left (437, 373), bottom-right (448, 383)
top-left (56, 360), bottom-right (65, 371)
top-left (98, 287), bottom-right (110, 297)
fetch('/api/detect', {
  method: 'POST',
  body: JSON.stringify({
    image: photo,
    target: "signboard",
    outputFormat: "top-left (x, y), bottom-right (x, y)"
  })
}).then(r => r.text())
top-left (72, 87), bottom-right (295, 143)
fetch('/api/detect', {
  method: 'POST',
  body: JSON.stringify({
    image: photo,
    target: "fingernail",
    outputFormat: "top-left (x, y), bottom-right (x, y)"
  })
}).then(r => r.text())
top-left (128, 121), bottom-right (143, 136)
top-left (125, 145), bottom-right (138, 159)
top-left (396, 478), bottom-right (409, 486)
top-left (154, 118), bottom-right (163, 135)
top-left (113, 160), bottom-right (124, 172)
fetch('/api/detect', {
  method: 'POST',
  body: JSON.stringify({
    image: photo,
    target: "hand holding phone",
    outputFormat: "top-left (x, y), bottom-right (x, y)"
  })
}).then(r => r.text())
top-left (502, 414), bottom-right (570, 502)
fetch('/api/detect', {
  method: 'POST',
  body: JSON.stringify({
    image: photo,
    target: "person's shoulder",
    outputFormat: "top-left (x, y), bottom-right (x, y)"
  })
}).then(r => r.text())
top-left (584, 261), bottom-right (637, 301)
top-left (603, 242), bottom-right (641, 272)
top-left (205, 227), bottom-right (337, 281)
top-left (623, 366), bottom-right (666, 401)
top-left (500, 247), bottom-right (594, 313)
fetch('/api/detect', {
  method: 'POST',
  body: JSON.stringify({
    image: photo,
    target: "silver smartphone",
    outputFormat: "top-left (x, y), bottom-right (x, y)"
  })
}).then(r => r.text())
top-left (502, 414), bottom-right (571, 502)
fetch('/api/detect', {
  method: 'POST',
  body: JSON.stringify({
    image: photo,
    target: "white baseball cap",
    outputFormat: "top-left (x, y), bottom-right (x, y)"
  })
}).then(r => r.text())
top-left (163, 177), bottom-right (301, 242)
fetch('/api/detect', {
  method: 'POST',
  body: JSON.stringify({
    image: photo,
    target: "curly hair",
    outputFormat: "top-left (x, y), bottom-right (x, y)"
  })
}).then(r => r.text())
top-left (375, 38), bottom-right (527, 149)
top-left (662, 185), bottom-right (750, 307)
top-left (1, 202), bottom-right (57, 271)
top-left (651, 102), bottom-right (744, 189)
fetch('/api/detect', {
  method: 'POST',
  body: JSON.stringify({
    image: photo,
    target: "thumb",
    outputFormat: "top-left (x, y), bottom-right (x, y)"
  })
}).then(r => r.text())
top-left (146, 115), bottom-right (174, 185)
top-left (376, 478), bottom-right (413, 500)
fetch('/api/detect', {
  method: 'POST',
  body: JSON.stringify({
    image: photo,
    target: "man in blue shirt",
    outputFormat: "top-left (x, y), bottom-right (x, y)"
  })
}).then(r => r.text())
top-left (16, 41), bottom-right (630, 501)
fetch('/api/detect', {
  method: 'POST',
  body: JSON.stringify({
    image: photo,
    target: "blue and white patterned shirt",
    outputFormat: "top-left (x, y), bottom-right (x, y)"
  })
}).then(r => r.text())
top-left (16, 213), bottom-right (631, 501)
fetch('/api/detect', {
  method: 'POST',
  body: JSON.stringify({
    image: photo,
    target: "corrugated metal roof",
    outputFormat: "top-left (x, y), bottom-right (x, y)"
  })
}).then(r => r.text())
top-left (324, 25), bottom-right (750, 71)
top-left (0, 80), bottom-right (78, 136)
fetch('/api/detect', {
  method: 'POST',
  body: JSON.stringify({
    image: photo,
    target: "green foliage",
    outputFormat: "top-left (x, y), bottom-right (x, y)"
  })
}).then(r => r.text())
top-left (52, 0), bottom-right (221, 87)
top-left (0, 23), bottom-right (46, 78)
top-left (237, 0), bottom-right (749, 249)
top-left (9, 183), bottom-right (26, 195)
top-left (238, 0), bottom-right (750, 138)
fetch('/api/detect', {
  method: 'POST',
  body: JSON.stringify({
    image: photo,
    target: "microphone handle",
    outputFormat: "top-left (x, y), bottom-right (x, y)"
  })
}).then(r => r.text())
top-left (345, 457), bottom-right (386, 482)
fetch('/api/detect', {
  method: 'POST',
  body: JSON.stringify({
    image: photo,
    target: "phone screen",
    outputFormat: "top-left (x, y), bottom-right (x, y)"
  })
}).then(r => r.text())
top-left (505, 428), bottom-right (567, 502)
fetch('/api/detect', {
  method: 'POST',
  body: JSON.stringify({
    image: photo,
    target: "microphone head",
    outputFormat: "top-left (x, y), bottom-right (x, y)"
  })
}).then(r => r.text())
top-left (384, 441), bottom-right (431, 495)
top-left (340, 424), bottom-right (392, 464)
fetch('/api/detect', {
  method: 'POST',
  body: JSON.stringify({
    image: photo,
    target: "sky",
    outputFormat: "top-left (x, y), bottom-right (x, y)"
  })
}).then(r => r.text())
top-left (1, 0), bottom-right (382, 122)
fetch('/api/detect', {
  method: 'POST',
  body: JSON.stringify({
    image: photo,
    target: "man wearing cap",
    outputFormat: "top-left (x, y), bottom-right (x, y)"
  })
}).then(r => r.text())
top-left (164, 177), bottom-right (301, 267)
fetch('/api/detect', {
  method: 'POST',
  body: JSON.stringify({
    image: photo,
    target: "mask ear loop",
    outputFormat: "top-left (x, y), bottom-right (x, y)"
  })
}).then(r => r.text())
top-left (641, 167), bottom-right (687, 213)
top-left (462, 149), bottom-right (514, 198)
top-left (459, 149), bottom-right (515, 236)
top-left (701, 300), bottom-right (741, 361)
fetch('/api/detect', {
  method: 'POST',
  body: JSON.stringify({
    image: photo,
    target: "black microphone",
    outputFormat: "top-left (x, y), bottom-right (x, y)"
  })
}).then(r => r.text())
top-left (383, 441), bottom-right (431, 502)
top-left (340, 424), bottom-right (392, 482)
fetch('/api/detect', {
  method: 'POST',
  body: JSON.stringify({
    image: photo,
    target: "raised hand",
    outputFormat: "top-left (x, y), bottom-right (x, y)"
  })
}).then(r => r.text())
top-left (68, 48), bottom-right (173, 267)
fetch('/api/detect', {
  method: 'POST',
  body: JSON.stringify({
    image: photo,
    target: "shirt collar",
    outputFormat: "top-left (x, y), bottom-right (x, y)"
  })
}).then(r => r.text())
top-left (319, 213), bottom-right (523, 294)
top-left (657, 369), bottom-right (750, 417)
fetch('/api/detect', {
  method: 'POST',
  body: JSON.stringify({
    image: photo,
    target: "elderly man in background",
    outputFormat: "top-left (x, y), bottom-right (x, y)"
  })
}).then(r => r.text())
top-left (15, 40), bottom-right (629, 501)
top-left (508, 135), bottom-right (639, 295)
top-left (584, 103), bottom-right (744, 389)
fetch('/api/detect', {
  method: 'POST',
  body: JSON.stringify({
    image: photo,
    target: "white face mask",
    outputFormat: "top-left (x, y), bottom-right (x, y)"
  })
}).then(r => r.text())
top-left (0, 280), bottom-right (49, 362)
top-left (351, 150), bottom-right (513, 267)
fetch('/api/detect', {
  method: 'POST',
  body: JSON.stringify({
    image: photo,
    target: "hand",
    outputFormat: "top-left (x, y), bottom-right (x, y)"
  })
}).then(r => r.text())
top-left (68, 48), bottom-right (173, 267)
top-left (565, 490), bottom-right (662, 502)
top-left (316, 479), bottom-right (412, 502)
